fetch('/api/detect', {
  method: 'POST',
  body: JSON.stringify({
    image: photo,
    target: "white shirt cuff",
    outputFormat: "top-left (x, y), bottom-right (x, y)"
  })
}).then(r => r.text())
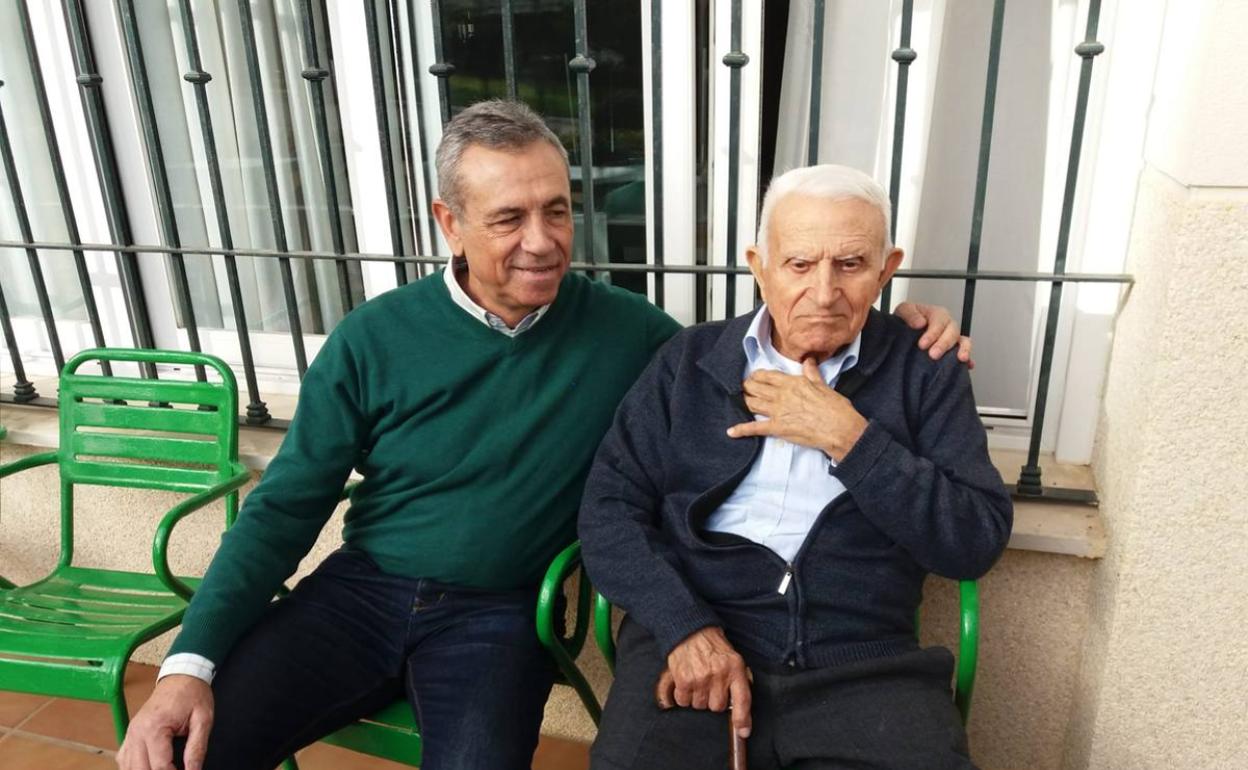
top-left (158, 653), bottom-right (216, 685)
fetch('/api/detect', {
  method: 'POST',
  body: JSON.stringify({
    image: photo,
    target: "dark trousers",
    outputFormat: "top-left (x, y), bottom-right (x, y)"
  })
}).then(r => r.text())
top-left (590, 617), bottom-right (976, 770)
top-left (174, 548), bottom-right (557, 770)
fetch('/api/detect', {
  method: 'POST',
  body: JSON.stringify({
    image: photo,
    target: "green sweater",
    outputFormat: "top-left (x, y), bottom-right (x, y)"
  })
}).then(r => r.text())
top-left (172, 271), bottom-right (681, 663)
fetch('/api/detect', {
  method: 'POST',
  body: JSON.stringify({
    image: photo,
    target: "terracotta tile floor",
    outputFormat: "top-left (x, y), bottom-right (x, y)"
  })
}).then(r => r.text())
top-left (0, 663), bottom-right (590, 769)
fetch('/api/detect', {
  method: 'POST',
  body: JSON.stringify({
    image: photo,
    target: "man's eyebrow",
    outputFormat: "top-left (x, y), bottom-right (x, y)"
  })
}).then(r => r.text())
top-left (542, 195), bottom-right (571, 209)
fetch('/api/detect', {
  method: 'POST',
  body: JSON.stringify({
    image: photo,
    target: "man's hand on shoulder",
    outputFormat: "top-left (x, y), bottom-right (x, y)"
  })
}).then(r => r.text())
top-left (118, 675), bottom-right (214, 770)
top-left (657, 626), bottom-right (753, 739)
top-left (893, 302), bottom-right (975, 369)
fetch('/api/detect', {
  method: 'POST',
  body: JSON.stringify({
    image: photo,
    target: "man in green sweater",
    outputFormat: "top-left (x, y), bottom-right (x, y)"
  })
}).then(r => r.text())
top-left (119, 100), bottom-right (968, 770)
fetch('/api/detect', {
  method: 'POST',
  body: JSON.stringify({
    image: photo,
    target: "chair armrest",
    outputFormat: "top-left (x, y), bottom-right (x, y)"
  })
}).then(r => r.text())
top-left (0, 451), bottom-right (59, 479)
top-left (594, 592), bottom-right (617, 674)
top-left (536, 541), bottom-right (602, 725)
top-left (152, 469), bottom-right (252, 601)
top-left (955, 580), bottom-right (979, 724)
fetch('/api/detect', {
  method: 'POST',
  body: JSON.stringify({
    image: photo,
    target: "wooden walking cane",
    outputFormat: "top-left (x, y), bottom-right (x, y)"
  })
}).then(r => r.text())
top-left (729, 704), bottom-right (747, 770)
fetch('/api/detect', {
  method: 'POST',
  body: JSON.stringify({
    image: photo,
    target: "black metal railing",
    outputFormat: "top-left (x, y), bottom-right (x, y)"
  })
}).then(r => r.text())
top-left (0, 0), bottom-right (1130, 502)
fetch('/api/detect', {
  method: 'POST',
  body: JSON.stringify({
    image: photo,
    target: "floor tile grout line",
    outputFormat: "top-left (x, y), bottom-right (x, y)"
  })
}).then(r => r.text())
top-left (8, 696), bottom-right (56, 735)
top-left (2, 724), bottom-right (117, 758)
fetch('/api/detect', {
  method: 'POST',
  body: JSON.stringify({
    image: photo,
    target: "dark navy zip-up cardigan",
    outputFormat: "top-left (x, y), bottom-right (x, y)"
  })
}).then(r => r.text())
top-left (578, 308), bottom-right (1013, 670)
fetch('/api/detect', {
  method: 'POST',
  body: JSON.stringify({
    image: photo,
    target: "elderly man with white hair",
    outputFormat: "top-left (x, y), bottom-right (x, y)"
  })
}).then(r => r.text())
top-left (579, 164), bottom-right (1013, 770)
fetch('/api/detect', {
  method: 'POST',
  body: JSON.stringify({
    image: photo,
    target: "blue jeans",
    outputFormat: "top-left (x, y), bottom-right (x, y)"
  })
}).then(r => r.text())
top-left (178, 548), bottom-right (558, 770)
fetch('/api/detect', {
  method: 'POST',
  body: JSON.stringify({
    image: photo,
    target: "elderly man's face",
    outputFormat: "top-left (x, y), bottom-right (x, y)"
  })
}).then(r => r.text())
top-left (433, 141), bottom-right (573, 326)
top-left (746, 194), bottom-right (903, 362)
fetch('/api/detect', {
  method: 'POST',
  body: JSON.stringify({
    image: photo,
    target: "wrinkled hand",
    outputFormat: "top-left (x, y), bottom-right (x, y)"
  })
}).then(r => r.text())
top-left (893, 302), bottom-right (975, 369)
top-left (728, 359), bottom-right (868, 462)
top-left (656, 626), bottom-right (753, 738)
top-left (118, 675), bottom-right (214, 770)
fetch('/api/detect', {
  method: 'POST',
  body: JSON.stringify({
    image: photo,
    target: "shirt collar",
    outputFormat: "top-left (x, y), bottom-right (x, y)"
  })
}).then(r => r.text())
top-left (443, 256), bottom-right (550, 337)
top-left (743, 306), bottom-right (861, 383)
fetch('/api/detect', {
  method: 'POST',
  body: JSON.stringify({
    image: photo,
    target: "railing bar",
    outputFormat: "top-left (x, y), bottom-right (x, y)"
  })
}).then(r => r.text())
top-left (1018, 0), bottom-right (1105, 496)
top-left (364, 0), bottom-right (411, 286)
top-left (18, 0), bottom-right (111, 374)
top-left (429, 0), bottom-right (453, 125)
top-left (299, 0), bottom-right (354, 314)
top-left (402, 0), bottom-right (439, 262)
top-left (116, 0), bottom-right (206, 382)
top-left (60, 0), bottom-right (158, 379)
top-left (570, 0), bottom-right (597, 272)
top-left (0, 89), bottom-right (66, 371)
top-left (386, 0), bottom-right (424, 276)
top-left (959, 0), bottom-right (1006, 336)
top-left (881, 0), bottom-right (916, 314)
top-left (174, 0), bottom-right (270, 424)
top-left (502, 0), bottom-right (518, 101)
top-left (0, 240), bottom-right (1134, 283)
top-left (0, 281), bottom-right (38, 402)
top-left (722, 0), bottom-right (748, 317)
top-left (649, 0), bottom-right (664, 307)
top-left (806, 0), bottom-right (825, 165)
top-left (235, 0), bottom-right (309, 378)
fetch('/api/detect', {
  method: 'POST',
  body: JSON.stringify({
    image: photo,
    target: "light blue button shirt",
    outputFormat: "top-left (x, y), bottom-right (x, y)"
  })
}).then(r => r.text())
top-left (703, 307), bottom-right (862, 564)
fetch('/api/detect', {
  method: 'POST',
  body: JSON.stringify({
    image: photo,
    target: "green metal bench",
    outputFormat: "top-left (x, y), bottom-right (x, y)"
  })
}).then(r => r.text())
top-left (0, 348), bottom-right (249, 745)
top-left (594, 579), bottom-right (980, 725)
top-left (283, 540), bottom-right (601, 768)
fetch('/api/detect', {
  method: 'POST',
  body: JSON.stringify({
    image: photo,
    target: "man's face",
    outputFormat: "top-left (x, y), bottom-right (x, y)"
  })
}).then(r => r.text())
top-left (432, 141), bottom-right (574, 325)
top-left (746, 194), bottom-right (903, 362)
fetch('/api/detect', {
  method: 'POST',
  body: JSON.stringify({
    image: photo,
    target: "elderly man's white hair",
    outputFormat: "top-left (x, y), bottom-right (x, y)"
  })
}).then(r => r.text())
top-left (755, 164), bottom-right (893, 262)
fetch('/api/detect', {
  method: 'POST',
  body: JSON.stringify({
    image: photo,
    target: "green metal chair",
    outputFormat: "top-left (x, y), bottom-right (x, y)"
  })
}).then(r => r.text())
top-left (594, 579), bottom-right (980, 725)
top-left (284, 539), bottom-right (601, 768)
top-left (0, 348), bottom-right (249, 745)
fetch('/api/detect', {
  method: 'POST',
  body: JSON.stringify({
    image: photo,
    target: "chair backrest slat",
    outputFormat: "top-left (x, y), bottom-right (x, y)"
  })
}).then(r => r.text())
top-left (69, 431), bottom-right (223, 468)
top-left (62, 458), bottom-right (225, 494)
top-left (70, 402), bottom-right (222, 436)
top-left (60, 375), bottom-right (229, 411)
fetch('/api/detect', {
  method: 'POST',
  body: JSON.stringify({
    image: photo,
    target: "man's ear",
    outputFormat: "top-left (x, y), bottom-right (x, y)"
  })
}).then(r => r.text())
top-left (431, 199), bottom-right (464, 256)
top-left (879, 247), bottom-right (904, 287)
top-left (746, 245), bottom-right (768, 303)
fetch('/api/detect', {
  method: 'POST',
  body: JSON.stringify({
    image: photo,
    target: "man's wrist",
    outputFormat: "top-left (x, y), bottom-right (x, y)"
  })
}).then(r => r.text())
top-left (824, 413), bottom-right (869, 462)
top-left (158, 653), bottom-right (216, 685)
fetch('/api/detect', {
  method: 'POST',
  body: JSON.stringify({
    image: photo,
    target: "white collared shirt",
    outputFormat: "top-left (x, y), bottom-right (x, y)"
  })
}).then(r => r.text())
top-left (703, 307), bottom-right (862, 565)
top-left (442, 256), bottom-right (550, 336)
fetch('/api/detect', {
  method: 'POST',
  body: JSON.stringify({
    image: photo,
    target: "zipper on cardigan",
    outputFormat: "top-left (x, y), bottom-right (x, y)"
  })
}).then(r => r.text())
top-left (777, 565), bottom-right (793, 594)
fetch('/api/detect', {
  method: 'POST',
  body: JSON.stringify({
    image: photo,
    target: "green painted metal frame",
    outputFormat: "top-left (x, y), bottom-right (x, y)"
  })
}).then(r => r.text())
top-left (595, 579), bottom-right (980, 725)
top-left (0, 348), bottom-right (248, 745)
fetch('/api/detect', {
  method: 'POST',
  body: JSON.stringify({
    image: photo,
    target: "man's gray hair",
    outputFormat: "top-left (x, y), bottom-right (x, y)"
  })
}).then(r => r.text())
top-left (436, 100), bottom-right (569, 213)
top-left (755, 164), bottom-right (893, 261)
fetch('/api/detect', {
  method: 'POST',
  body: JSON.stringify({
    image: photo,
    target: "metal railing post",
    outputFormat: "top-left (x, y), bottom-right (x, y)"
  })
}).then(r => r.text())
top-left (1016, 0), bottom-right (1105, 498)
top-left (174, 0), bottom-right (270, 423)
top-left (881, 0), bottom-right (916, 313)
top-left (116, 0), bottom-right (206, 381)
top-left (0, 85), bottom-right (65, 372)
top-left (17, 0), bottom-right (112, 374)
top-left (299, 0), bottom-right (355, 315)
top-left (648, 0), bottom-right (665, 308)
top-left (61, 0), bottom-right (158, 378)
top-left (570, 0), bottom-right (598, 272)
top-left (722, 0), bottom-right (748, 318)
top-left (235, 0), bottom-right (310, 377)
top-left (806, 0), bottom-right (826, 165)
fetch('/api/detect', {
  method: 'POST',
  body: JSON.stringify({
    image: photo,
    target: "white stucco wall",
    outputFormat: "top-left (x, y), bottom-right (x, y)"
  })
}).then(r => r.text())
top-left (1062, 2), bottom-right (1248, 767)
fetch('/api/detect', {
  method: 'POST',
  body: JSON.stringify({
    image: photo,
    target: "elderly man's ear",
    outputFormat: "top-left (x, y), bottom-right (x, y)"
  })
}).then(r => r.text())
top-left (881, 247), bottom-right (905, 287)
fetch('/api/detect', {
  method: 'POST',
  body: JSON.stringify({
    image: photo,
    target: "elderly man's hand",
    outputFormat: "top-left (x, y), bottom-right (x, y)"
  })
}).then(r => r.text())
top-left (894, 302), bottom-right (975, 369)
top-left (117, 675), bottom-right (214, 770)
top-left (729, 359), bottom-right (868, 461)
top-left (657, 626), bottom-right (753, 739)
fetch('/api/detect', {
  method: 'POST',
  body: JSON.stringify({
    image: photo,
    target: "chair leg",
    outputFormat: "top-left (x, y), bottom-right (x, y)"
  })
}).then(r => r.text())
top-left (110, 687), bottom-right (131, 747)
